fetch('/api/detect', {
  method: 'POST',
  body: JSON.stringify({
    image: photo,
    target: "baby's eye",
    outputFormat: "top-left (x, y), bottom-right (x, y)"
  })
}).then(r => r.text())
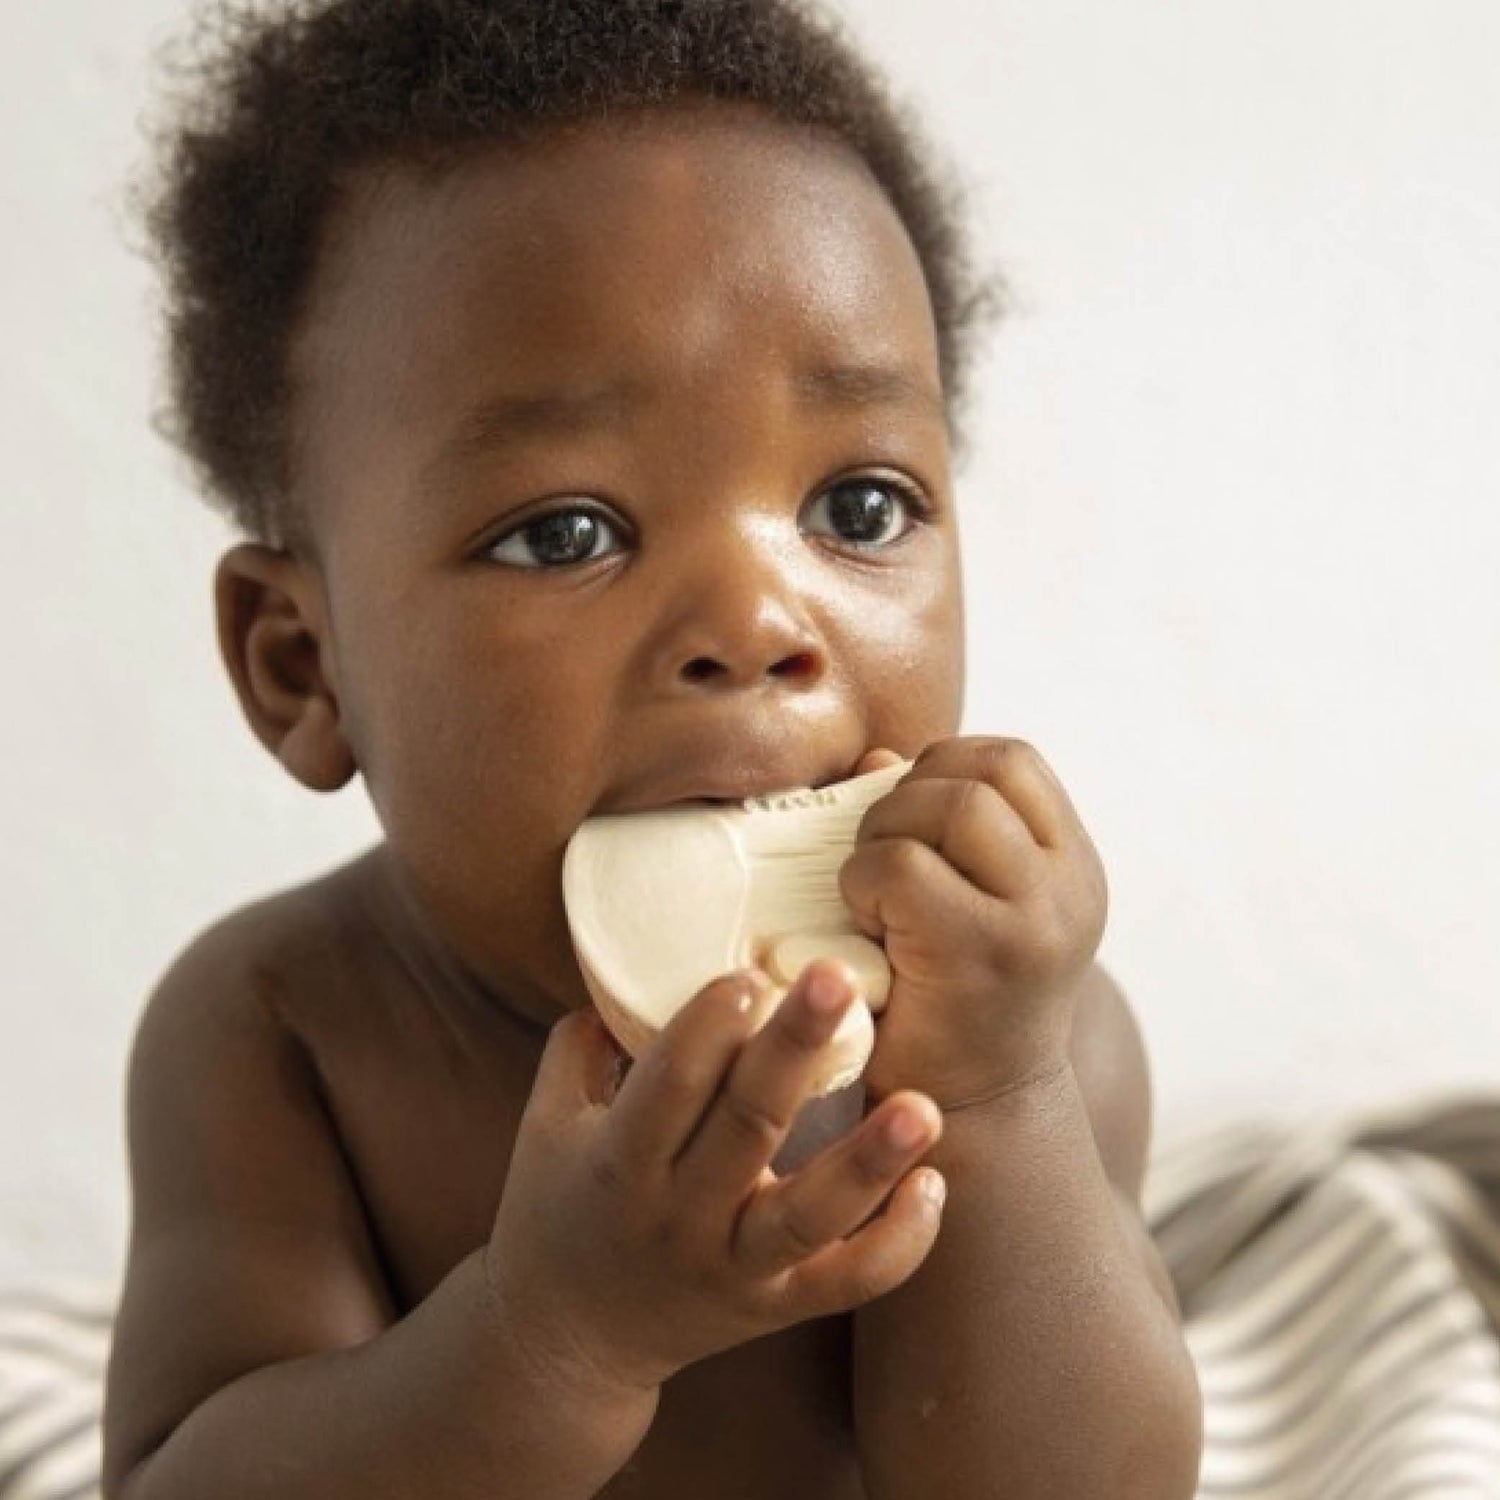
top-left (803, 476), bottom-right (926, 551)
top-left (484, 505), bottom-right (624, 569)
top-left (481, 476), bottom-right (925, 569)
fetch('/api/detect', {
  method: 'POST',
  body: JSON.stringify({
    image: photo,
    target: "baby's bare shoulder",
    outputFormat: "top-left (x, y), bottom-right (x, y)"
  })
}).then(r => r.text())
top-left (104, 850), bottom-right (396, 1495)
top-left (165, 848), bottom-right (378, 1009)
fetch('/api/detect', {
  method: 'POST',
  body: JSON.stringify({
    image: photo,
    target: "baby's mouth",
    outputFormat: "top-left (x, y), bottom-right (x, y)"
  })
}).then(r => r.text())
top-left (653, 778), bottom-right (838, 812)
top-left (657, 793), bottom-right (775, 811)
top-left (600, 749), bottom-right (867, 818)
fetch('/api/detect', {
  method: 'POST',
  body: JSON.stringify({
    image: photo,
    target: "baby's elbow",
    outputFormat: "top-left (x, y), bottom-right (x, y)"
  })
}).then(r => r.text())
top-left (104, 1444), bottom-right (162, 1500)
top-left (1140, 1343), bottom-right (1204, 1500)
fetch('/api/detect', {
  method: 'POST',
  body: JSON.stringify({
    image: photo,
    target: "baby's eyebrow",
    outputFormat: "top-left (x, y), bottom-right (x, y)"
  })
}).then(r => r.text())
top-left (426, 359), bottom-right (945, 482)
top-left (793, 362), bottom-right (947, 423)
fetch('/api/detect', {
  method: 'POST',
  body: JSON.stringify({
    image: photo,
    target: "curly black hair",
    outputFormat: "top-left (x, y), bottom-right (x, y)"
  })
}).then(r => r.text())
top-left (141, 0), bottom-right (1008, 548)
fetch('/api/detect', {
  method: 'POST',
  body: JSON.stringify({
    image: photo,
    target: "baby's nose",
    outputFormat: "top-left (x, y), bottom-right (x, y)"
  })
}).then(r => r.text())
top-left (675, 604), bottom-right (825, 691)
top-left (652, 535), bottom-right (829, 693)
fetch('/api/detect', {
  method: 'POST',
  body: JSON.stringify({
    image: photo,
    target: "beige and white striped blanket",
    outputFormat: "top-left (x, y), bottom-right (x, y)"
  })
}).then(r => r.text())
top-left (4, 1091), bottom-right (1499, 1498)
top-left (1148, 1092), bottom-right (1500, 1498)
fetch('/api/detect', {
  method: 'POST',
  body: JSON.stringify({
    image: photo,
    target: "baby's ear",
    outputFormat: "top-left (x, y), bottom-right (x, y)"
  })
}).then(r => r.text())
top-left (214, 543), bottom-right (356, 792)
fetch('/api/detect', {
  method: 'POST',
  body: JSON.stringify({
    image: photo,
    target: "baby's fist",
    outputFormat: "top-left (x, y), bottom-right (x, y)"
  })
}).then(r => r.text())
top-left (841, 736), bottom-right (1108, 1108)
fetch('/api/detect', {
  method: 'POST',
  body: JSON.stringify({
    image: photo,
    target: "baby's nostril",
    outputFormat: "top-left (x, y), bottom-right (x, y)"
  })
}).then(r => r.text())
top-left (771, 651), bottom-right (819, 679)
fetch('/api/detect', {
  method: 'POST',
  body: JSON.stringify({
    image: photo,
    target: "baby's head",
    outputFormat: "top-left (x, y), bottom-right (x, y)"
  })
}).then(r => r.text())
top-left (145, 0), bottom-right (1004, 1017)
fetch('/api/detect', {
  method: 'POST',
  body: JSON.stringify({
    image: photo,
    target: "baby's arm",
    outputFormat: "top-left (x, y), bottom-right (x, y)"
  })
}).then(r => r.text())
top-left (102, 914), bottom-right (657, 1500)
top-left (851, 964), bottom-right (1202, 1500)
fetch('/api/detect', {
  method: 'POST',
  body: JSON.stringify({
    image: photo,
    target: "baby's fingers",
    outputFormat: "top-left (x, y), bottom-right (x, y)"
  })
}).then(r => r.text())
top-left (605, 970), bottom-right (778, 1175)
top-left (732, 1093), bottom-right (945, 1293)
top-left (774, 1166), bottom-right (946, 1320)
top-left (673, 960), bottom-right (868, 1215)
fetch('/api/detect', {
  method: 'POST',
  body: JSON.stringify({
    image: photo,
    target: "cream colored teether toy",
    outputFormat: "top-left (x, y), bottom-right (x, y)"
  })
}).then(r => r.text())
top-left (562, 759), bottom-right (911, 1096)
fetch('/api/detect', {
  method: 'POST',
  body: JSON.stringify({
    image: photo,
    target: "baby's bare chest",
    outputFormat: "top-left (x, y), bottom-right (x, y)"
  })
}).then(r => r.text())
top-left (299, 995), bottom-right (870, 1498)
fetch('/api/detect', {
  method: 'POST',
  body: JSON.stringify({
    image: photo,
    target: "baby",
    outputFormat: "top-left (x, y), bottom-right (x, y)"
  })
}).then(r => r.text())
top-left (102, 1), bottom-right (1202, 1497)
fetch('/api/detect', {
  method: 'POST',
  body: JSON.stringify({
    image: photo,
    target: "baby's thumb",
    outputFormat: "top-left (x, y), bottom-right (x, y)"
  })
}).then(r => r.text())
top-left (532, 1006), bottom-right (628, 1118)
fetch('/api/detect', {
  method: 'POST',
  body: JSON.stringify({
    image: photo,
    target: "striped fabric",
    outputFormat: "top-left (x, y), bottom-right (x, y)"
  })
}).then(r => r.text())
top-left (1146, 1092), bottom-right (1500, 1499)
top-left (0, 1278), bottom-right (111, 1500)
top-left (2, 1091), bottom-right (1498, 1499)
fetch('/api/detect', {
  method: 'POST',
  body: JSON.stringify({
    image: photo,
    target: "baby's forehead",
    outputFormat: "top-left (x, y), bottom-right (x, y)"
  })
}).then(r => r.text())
top-left (313, 109), bottom-right (932, 336)
top-left (290, 112), bottom-right (945, 507)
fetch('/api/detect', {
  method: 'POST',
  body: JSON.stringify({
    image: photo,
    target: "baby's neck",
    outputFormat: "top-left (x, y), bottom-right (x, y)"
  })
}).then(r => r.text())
top-left (351, 844), bottom-right (562, 1042)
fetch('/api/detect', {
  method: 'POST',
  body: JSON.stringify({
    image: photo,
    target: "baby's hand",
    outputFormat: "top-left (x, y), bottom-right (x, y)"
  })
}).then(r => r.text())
top-left (484, 963), bottom-right (945, 1396)
top-left (843, 738), bottom-right (1109, 1110)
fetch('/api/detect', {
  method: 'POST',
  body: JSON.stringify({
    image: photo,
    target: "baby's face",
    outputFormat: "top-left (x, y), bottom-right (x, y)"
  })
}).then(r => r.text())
top-left (288, 104), bottom-right (965, 1019)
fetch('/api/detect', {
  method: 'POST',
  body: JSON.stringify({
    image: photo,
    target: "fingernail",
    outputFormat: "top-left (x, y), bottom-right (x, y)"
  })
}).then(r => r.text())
top-left (886, 1109), bottom-right (928, 1149)
top-left (920, 1171), bottom-right (947, 1211)
top-left (804, 965), bottom-right (849, 1014)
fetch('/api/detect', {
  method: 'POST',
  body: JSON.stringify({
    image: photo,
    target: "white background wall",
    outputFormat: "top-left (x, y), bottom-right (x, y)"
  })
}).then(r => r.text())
top-left (2, 0), bottom-right (1496, 1288)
